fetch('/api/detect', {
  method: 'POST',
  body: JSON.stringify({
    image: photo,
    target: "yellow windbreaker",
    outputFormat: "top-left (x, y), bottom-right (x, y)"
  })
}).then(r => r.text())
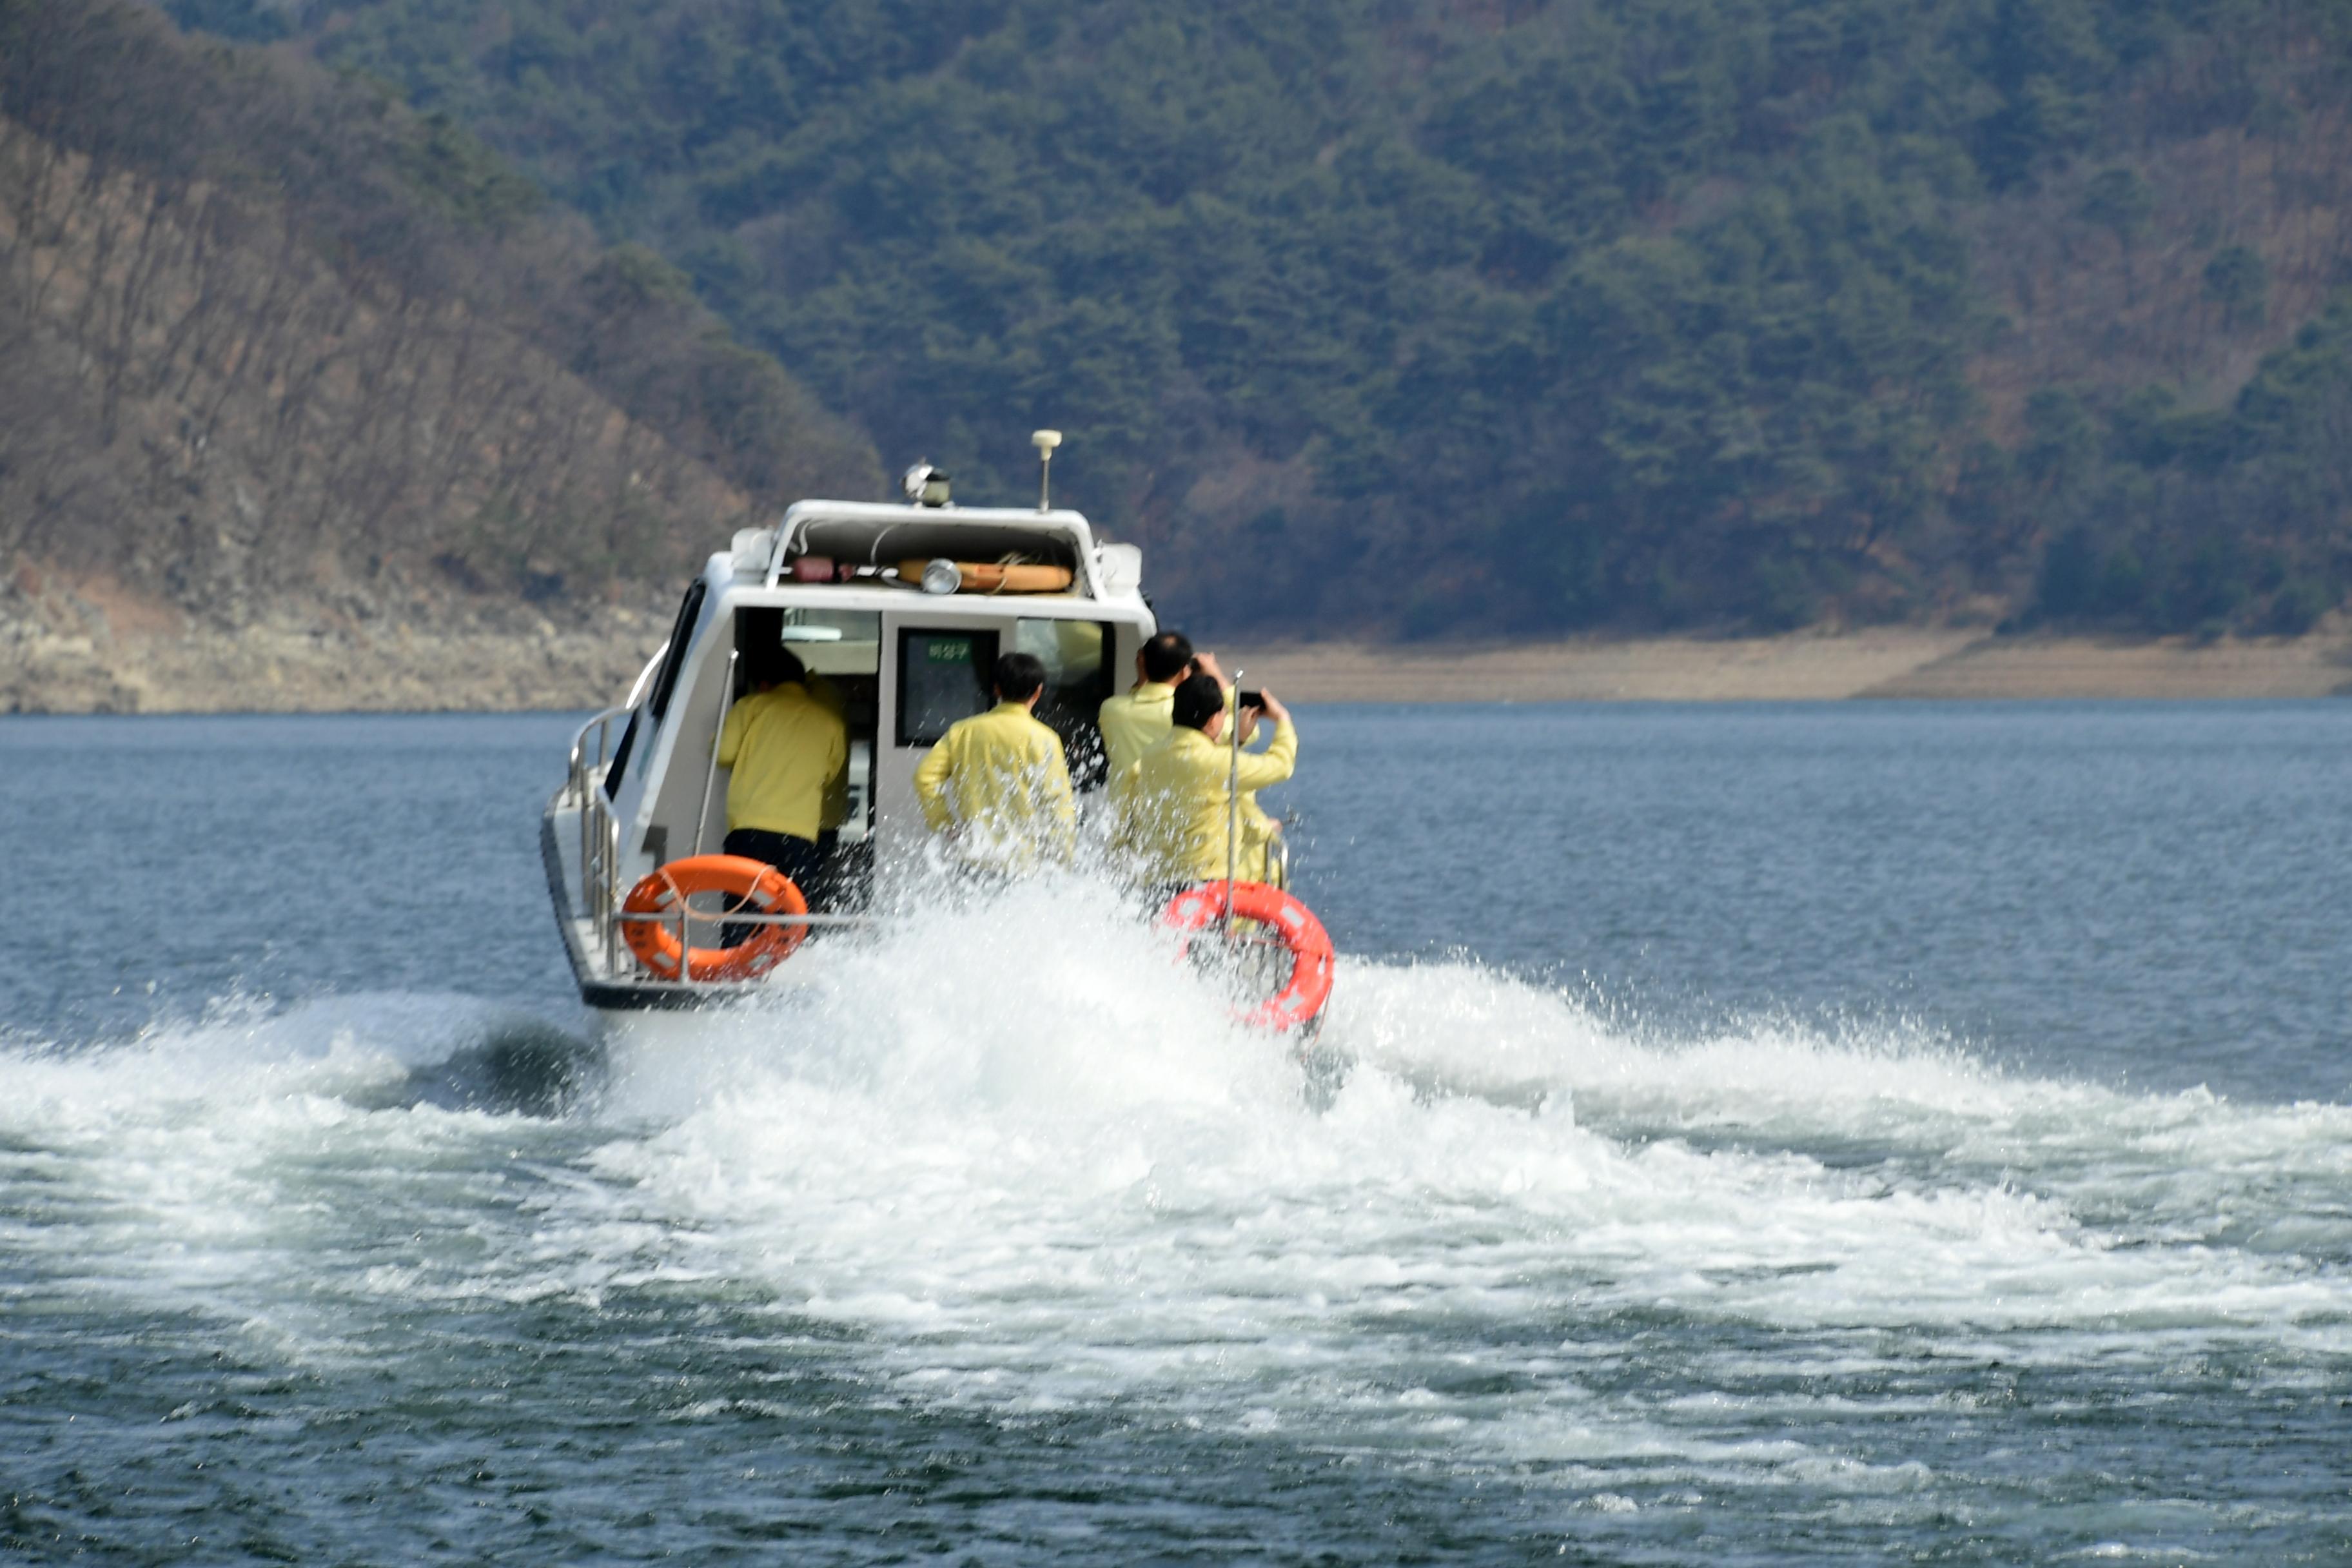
top-left (1099, 681), bottom-right (1182, 780)
top-left (1101, 681), bottom-right (1274, 863)
top-left (718, 682), bottom-right (848, 842)
top-left (912, 701), bottom-right (1077, 871)
top-left (1115, 719), bottom-right (1296, 885)
top-left (1101, 681), bottom-right (1251, 777)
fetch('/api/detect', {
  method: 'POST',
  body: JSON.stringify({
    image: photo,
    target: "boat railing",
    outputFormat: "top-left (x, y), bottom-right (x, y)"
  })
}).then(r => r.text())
top-left (611, 905), bottom-right (874, 987)
top-left (567, 707), bottom-right (629, 966)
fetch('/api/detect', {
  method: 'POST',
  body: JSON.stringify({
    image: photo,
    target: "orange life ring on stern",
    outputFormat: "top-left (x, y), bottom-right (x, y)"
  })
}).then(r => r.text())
top-left (1158, 881), bottom-right (1336, 1032)
top-left (622, 854), bottom-right (808, 982)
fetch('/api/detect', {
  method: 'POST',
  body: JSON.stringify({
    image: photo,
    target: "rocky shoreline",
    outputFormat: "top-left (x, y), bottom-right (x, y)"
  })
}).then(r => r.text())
top-left (0, 574), bottom-right (669, 714)
top-left (4, 577), bottom-right (2346, 713)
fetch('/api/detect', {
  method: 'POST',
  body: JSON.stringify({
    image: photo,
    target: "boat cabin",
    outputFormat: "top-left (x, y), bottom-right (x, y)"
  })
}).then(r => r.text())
top-left (585, 498), bottom-right (1156, 912)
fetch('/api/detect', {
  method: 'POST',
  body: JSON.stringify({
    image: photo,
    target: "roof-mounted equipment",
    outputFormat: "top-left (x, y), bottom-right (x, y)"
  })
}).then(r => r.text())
top-left (901, 461), bottom-right (952, 507)
top-left (1032, 429), bottom-right (1061, 512)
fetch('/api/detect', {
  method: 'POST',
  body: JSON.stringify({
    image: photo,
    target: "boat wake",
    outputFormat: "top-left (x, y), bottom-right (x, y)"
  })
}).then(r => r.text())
top-left (5, 879), bottom-right (2347, 1475)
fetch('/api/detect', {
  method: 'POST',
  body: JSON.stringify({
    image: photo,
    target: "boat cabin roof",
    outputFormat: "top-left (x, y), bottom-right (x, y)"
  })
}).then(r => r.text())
top-left (752, 500), bottom-right (1122, 600)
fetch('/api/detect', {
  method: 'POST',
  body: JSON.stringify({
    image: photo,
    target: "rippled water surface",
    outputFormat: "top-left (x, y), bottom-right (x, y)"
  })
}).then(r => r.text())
top-left (3, 704), bottom-right (2347, 1563)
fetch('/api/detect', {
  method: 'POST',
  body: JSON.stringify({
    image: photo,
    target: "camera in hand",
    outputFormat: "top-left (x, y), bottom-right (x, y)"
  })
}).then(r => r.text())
top-left (1238, 689), bottom-right (1266, 710)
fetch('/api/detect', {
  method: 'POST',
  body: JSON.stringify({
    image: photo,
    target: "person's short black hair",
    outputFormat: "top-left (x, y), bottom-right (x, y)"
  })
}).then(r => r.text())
top-left (1171, 672), bottom-right (1223, 730)
top-left (747, 644), bottom-right (807, 688)
top-left (994, 651), bottom-right (1048, 703)
top-left (1141, 631), bottom-right (1195, 683)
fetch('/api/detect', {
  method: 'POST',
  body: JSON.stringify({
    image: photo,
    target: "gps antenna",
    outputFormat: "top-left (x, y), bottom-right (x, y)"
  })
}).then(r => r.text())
top-left (1032, 429), bottom-right (1061, 512)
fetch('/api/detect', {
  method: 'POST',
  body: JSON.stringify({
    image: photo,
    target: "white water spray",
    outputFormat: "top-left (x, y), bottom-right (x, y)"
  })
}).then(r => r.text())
top-left (4, 883), bottom-right (2347, 1468)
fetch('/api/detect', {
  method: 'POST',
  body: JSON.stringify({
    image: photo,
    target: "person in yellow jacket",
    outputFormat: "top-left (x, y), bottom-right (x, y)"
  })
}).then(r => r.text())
top-left (1101, 632), bottom-right (1283, 878)
top-left (1100, 631), bottom-right (1217, 778)
top-left (913, 652), bottom-right (1077, 875)
top-left (1217, 700), bottom-right (1286, 883)
top-left (716, 645), bottom-right (848, 897)
top-left (1116, 673), bottom-right (1296, 887)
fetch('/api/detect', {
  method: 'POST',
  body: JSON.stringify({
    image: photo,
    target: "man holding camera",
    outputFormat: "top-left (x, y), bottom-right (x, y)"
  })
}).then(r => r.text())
top-left (1102, 630), bottom-right (1288, 883)
top-left (1115, 673), bottom-right (1296, 889)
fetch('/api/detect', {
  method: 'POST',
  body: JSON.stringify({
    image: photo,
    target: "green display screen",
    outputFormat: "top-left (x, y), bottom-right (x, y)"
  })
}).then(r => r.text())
top-left (896, 628), bottom-right (997, 746)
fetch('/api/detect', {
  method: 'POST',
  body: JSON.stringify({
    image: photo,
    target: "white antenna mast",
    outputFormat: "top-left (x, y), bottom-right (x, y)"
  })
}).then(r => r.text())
top-left (1032, 429), bottom-right (1061, 512)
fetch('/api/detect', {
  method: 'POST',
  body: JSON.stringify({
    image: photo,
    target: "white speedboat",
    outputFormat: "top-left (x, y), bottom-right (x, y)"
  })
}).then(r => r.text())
top-left (543, 446), bottom-right (1162, 1012)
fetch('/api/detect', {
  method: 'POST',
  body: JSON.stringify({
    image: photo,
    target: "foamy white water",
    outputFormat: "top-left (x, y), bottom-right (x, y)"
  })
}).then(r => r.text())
top-left (14, 881), bottom-right (2340, 1492)
top-left (587, 889), bottom-right (2349, 1451)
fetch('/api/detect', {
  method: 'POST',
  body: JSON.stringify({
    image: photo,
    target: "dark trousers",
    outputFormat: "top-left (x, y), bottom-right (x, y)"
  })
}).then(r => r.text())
top-left (721, 828), bottom-right (827, 945)
top-left (722, 828), bottom-right (825, 890)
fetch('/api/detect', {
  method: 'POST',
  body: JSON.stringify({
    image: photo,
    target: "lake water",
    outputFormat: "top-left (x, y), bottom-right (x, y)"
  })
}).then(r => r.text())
top-left (3, 704), bottom-right (2347, 1563)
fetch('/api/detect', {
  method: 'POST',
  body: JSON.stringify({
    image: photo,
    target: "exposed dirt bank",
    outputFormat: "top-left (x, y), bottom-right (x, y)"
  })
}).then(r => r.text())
top-left (1223, 628), bottom-right (2352, 703)
top-left (5, 578), bottom-right (2347, 713)
top-left (1859, 633), bottom-right (2352, 700)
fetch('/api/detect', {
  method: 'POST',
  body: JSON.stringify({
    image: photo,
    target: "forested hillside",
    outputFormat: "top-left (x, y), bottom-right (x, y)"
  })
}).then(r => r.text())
top-left (157, 0), bottom-right (2352, 639)
top-left (0, 0), bottom-right (874, 635)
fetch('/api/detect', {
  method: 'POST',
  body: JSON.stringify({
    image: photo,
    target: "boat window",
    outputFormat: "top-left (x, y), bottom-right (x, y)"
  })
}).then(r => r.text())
top-left (603, 712), bottom-right (640, 800)
top-left (606, 581), bottom-right (705, 798)
top-left (773, 607), bottom-right (883, 677)
top-left (896, 627), bottom-right (999, 747)
top-left (646, 580), bottom-right (707, 723)
top-left (1017, 618), bottom-right (1115, 789)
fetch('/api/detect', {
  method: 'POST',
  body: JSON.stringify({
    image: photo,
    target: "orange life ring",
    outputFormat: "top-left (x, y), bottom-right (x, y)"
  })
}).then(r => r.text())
top-left (1158, 881), bottom-right (1335, 1032)
top-left (622, 854), bottom-right (808, 982)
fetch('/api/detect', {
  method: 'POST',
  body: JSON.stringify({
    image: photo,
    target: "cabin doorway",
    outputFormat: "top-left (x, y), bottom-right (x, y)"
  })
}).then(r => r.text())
top-left (736, 605), bottom-right (881, 908)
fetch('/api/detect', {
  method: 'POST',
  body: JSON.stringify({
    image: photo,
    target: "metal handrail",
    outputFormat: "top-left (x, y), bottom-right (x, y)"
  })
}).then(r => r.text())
top-left (565, 705), bottom-right (626, 791)
top-left (565, 706), bottom-right (630, 959)
top-left (611, 904), bottom-right (879, 990)
top-left (612, 910), bottom-right (876, 928)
